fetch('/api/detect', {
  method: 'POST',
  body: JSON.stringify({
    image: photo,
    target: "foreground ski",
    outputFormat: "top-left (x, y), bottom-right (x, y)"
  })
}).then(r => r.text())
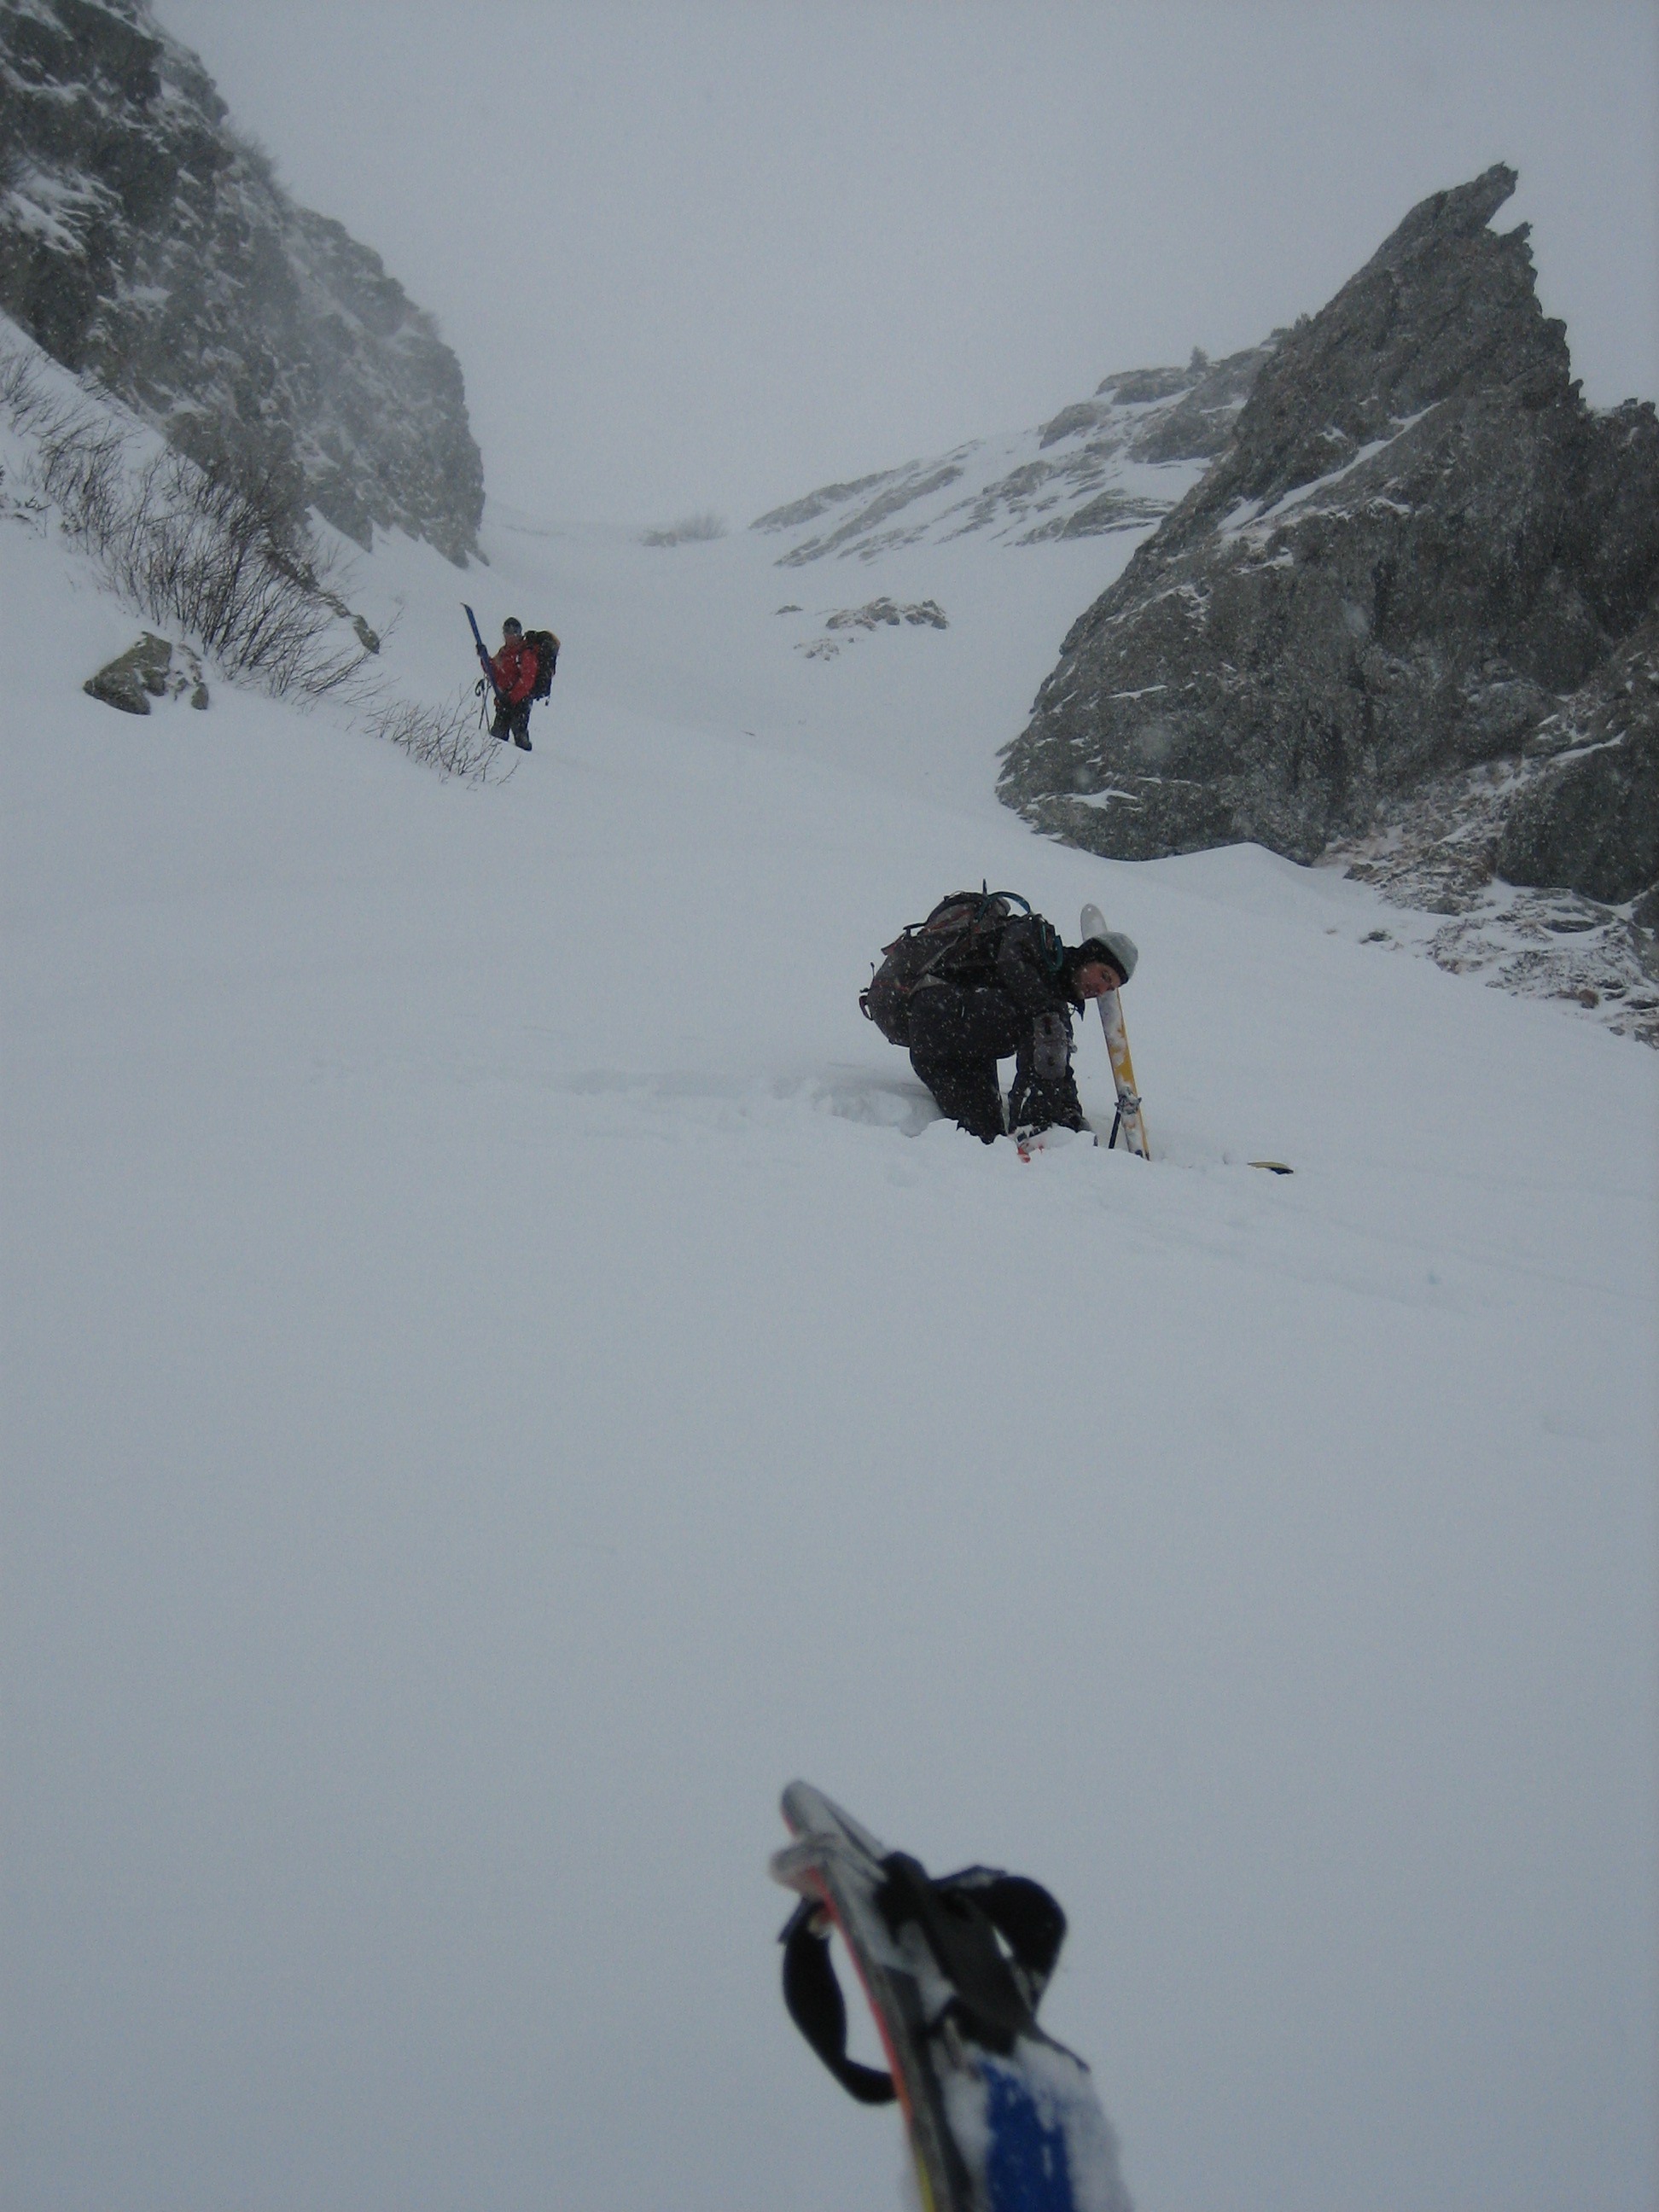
top-left (1080, 904), bottom-right (1150, 1160)
top-left (771, 1782), bottom-right (1131, 2212)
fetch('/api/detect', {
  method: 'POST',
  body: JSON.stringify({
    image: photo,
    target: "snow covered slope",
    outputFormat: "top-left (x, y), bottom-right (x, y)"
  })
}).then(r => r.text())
top-left (3, 422), bottom-right (1656, 2212)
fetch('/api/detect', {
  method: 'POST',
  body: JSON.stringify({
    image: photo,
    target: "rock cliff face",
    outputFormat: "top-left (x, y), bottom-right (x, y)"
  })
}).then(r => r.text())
top-left (998, 169), bottom-right (1659, 948)
top-left (0, 0), bottom-right (483, 560)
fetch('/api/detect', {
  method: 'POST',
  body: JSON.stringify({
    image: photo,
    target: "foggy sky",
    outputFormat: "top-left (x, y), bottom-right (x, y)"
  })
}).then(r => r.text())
top-left (150, 1), bottom-right (1658, 527)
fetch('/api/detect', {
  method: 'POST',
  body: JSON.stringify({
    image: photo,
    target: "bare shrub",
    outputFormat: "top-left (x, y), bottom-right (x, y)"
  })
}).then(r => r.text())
top-left (0, 346), bottom-right (48, 422)
top-left (227, 128), bottom-right (282, 193)
top-left (8, 355), bottom-right (367, 699)
top-left (356, 683), bottom-right (515, 783)
top-left (36, 405), bottom-right (135, 555)
top-left (640, 510), bottom-right (728, 547)
top-left (3, 343), bottom-right (503, 780)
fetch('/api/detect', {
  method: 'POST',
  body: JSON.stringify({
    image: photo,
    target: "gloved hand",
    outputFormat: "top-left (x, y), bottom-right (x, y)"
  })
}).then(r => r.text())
top-left (1008, 1071), bottom-right (1087, 1138)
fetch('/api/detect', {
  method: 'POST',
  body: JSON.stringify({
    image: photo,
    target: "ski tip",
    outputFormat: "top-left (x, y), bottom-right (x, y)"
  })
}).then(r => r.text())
top-left (1249, 1160), bottom-right (1294, 1174)
top-left (770, 1839), bottom-right (823, 1893)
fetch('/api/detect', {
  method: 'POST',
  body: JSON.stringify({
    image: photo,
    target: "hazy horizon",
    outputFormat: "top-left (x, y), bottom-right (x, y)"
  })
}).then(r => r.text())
top-left (151, 0), bottom-right (1658, 526)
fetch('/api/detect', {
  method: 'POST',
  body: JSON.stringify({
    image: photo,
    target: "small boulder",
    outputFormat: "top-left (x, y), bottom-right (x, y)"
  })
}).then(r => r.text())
top-left (84, 632), bottom-right (173, 714)
top-left (84, 634), bottom-right (209, 715)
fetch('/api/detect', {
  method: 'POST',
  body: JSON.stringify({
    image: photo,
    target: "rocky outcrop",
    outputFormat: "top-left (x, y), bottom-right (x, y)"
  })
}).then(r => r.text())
top-left (1496, 611), bottom-right (1659, 904)
top-left (1042, 346), bottom-right (1272, 469)
top-left (791, 597), bottom-right (950, 660)
top-left (0, 0), bottom-right (483, 560)
top-left (825, 597), bottom-right (948, 632)
top-left (998, 167), bottom-right (1659, 933)
top-left (83, 630), bottom-right (207, 713)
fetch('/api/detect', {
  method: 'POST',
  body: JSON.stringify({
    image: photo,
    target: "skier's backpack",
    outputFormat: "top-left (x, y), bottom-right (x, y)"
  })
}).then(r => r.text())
top-left (526, 629), bottom-right (559, 700)
top-left (859, 888), bottom-right (1030, 1046)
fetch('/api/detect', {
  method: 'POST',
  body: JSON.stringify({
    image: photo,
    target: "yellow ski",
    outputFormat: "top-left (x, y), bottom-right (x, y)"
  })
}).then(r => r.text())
top-left (1098, 989), bottom-right (1150, 1158)
top-left (1081, 903), bottom-right (1150, 1158)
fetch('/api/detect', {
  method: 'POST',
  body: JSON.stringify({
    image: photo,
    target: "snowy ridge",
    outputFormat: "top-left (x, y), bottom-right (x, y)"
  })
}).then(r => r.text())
top-left (751, 345), bottom-right (1272, 565)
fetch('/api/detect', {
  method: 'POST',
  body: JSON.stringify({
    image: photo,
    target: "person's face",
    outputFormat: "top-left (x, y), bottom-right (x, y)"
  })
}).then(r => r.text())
top-left (1074, 960), bottom-right (1122, 1000)
top-left (503, 626), bottom-right (521, 647)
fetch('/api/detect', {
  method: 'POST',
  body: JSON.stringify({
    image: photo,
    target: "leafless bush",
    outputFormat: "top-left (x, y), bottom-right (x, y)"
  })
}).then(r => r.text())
top-left (0, 348), bottom-right (99, 451)
top-left (2, 343), bottom-right (366, 697)
top-left (0, 346), bottom-right (43, 420)
top-left (228, 127), bottom-right (282, 193)
top-left (35, 404), bottom-right (129, 546)
top-left (356, 683), bottom-right (515, 783)
top-left (53, 449), bottom-right (356, 693)
top-left (3, 343), bottom-right (500, 779)
top-left (640, 510), bottom-right (728, 546)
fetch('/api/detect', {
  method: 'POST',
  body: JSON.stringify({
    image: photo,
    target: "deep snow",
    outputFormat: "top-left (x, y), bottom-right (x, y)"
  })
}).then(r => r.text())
top-left (3, 409), bottom-right (1656, 2212)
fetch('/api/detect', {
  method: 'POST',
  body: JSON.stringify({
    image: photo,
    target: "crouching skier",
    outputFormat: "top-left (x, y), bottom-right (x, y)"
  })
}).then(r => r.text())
top-left (860, 890), bottom-right (1138, 1144)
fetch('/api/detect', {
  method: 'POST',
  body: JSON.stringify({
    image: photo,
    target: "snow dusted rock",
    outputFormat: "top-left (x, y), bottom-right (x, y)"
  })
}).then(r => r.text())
top-left (1498, 610), bottom-right (1659, 905)
top-left (792, 597), bottom-right (950, 659)
top-left (998, 166), bottom-right (1659, 925)
top-left (824, 597), bottom-right (947, 632)
top-left (0, 0), bottom-right (483, 562)
top-left (1332, 754), bottom-right (1659, 1045)
top-left (751, 341), bottom-right (1274, 566)
top-left (83, 629), bottom-right (208, 713)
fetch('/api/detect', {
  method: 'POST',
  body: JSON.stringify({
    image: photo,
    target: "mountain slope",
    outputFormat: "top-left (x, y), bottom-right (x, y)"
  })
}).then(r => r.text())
top-left (3, 405), bottom-right (1656, 2212)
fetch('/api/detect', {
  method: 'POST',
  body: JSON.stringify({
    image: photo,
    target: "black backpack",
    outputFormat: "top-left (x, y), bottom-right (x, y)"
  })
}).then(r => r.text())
top-left (526, 629), bottom-right (559, 700)
top-left (859, 889), bottom-right (1029, 1045)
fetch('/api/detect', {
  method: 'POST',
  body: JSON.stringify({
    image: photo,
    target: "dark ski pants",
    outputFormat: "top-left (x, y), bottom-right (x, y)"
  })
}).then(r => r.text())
top-left (909, 984), bottom-right (1022, 1144)
top-left (492, 696), bottom-right (533, 748)
top-left (909, 984), bottom-right (1085, 1144)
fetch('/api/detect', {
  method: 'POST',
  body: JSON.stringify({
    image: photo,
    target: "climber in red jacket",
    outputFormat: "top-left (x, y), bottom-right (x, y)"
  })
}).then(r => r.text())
top-left (489, 618), bottom-right (539, 751)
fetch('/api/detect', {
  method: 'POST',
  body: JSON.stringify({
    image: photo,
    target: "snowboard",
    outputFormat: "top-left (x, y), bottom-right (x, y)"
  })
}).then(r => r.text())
top-left (1080, 905), bottom-right (1150, 1160)
top-left (771, 1782), bottom-right (1131, 2212)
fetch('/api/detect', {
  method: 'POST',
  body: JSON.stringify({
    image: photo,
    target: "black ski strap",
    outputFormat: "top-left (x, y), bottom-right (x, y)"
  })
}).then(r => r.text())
top-left (779, 1900), bottom-right (897, 2105)
top-left (934, 1865), bottom-right (1068, 2004)
top-left (878, 1856), bottom-right (1024, 2052)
